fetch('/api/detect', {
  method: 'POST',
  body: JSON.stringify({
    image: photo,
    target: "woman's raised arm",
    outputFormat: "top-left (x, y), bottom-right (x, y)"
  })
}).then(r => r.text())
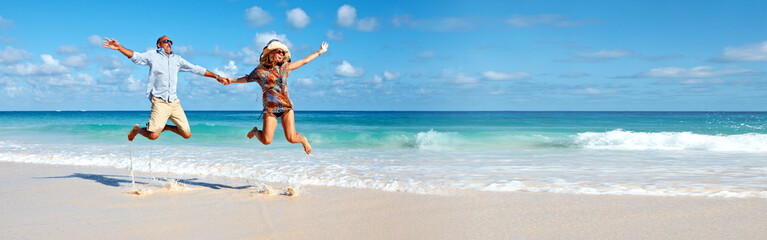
top-left (288, 42), bottom-right (328, 71)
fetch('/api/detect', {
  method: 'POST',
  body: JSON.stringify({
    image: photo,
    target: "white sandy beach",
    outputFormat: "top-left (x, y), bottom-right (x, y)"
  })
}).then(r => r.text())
top-left (1, 161), bottom-right (766, 240)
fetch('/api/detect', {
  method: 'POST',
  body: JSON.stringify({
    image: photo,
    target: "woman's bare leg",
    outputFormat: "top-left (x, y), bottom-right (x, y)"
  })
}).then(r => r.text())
top-left (248, 115), bottom-right (278, 145)
top-left (280, 110), bottom-right (312, 155)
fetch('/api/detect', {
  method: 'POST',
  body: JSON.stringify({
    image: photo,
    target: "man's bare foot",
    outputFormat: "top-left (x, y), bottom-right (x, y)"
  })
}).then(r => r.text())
top-left (301, 138), bottom-right (312, 155)
top-left (247, 127), bottom-right (258, 139)
top-left (128, 124), bottom-right (140, 141)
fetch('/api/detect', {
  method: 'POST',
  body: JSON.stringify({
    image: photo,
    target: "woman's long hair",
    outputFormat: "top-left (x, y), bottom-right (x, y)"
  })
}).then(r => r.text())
top-left (260, 52), bottom-right (290, 68)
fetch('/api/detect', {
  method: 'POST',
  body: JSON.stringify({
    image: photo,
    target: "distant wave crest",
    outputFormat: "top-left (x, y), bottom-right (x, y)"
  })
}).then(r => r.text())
top-left (412, 130), bottom-right (457, 150)
top-left (574, 129), bottom-right (767, 152)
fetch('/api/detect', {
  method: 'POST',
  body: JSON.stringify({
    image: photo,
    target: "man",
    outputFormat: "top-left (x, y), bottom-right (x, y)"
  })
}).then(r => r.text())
top-left (102, 36), bottom-right (225, 141)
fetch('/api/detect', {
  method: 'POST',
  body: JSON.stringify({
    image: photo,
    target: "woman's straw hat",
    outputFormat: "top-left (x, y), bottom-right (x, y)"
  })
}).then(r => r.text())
top-left (260, 39), bottom-right (291, 62)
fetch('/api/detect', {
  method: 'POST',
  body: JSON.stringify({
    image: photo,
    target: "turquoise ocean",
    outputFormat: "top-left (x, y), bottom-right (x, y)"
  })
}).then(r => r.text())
top-left (1, 111), bottom-right (765, 197)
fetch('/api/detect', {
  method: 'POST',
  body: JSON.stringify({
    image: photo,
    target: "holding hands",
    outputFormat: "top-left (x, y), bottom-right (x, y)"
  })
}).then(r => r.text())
top-left (214, 75), bottom-right (228, 85)
top-left (217, 77), bottom-right (232, 85)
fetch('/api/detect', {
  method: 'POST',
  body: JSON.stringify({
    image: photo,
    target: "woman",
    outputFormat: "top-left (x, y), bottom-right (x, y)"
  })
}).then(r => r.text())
top-left (224, 40), bottom-right (327, 155)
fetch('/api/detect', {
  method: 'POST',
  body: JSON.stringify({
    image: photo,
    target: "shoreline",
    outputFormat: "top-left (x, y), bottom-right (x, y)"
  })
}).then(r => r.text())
top-left (2, 161), bottom-right (766, 239)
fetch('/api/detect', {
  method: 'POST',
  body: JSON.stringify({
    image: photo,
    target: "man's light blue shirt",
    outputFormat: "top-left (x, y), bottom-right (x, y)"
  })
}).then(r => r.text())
top-left (130, 49), bottom-right (207, 102)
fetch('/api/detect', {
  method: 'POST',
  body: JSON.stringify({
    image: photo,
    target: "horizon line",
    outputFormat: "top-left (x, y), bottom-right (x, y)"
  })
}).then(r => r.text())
top-left (2, 110), bottom-right (767, 113)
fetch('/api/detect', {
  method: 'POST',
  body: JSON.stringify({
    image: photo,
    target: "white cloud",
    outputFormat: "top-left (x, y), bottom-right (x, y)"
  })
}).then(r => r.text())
top-left (636, 66), bottom-right (757, 78)
top-left (0, 46), bottom-right (32, 64)
top-left (294, 77), bottom-right (314, 87)
top-left (365, 74), bottom-right (383, 88)
top-left (120, 75), bottom-right (144, 92)
top-left (326, 30), bottom-right (344, 41)
top-left (680, 79), bottom-right (725, 85)
top-left (241, 47), bottom-right (261, 65)
top-left (63, 54), bottom-right (88, 68)
top-left (489, 89), bottom-right (504, 95)
top-left (87, 35), bottom-right (102, 46)
top-left (454, 73), bottom-right (479, 84)
top-left (73, 73), bottom-right (95, 86)
top-left (213, 61), bottom-right (239, 78)
top-left (336, 5), bottom-right (356, 27)
top-left (254, 31), bottom-right (293, 50)
top-left (31, 73), bottom-right (96, 87)
top-left (355, 17), bottom-right (379, 32)
top-left (56, 45), bottom-right (80, 55)
top-left (575, 49), bottom-right (633, 60)
top-left (7, 54), bottom-right (69, 76)
top-left (286, 8), bottom-right (310, 29)
top-left (102, 55), bottom-right (126, 69)
top-left (391, 14), bottom-right (412, 27)
top-left (575, 88), bottom-right (615, 95)
top-left (559, 49), bottom-right (633, 62)
top-left (370, 74), bottom-right (383, 84)
top-left (173, 45), bottom-right (196, 57)
top-left (334, 60), bottom-right (364, 77)
top-left (505, 14), bottom-right (600, 28)
top-left (4, 83), bottom-right (23, 98)
top-left (0, 36), bottom-right (14, 43)
top-left (481, 71), bottom-right (530, 81)
top-left (720, 41), bottom-right (767, 61)
top-left (332, 79), bottom-right (345, 86)
top-left (560, 72), bottom-right (590, 78)
top-left (0, 16), bottom-right (13, 29)
top-left (245, 6), bottom-right (273, 28)
top-left (241, 31), bottom-right (294, 65)
top-left (440, 68), bottom-right (478, 85)
top-left (100, 66), bottom-right (132, 84)
top-left (414, 50), bottom-right (436, 62)
top-left (382, 71), bottom-right (400, 80)
top-left (336, 5), bottom-right (378, 32)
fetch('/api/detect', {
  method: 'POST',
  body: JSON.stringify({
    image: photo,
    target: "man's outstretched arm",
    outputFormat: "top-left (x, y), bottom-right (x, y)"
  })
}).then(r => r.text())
top-left (102, 37), bottom-right (134, 58)
top-left (203, 70), bottom-right (226, 84)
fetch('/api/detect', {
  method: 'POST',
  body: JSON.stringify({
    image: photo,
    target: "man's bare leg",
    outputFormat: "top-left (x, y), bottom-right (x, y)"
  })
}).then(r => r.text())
top-left (162, 125), bottom-right (190, 139)
top-left (128, 124), bottom-right (162, 141)
top-left (128, 124), bottom-right (140, 141)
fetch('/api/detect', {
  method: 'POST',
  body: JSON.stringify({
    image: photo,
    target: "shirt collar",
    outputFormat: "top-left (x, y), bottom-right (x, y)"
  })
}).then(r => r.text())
top-left (156, 48), bottom-right (174, 56)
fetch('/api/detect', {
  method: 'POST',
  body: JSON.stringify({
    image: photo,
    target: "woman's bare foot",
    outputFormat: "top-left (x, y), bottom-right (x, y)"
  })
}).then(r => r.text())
top-left (301, 137), bottom-right (312, 155)
top-left (247, 127), bottom-right (259, 139)
top-left (128, 124), bottom-right (140, 141)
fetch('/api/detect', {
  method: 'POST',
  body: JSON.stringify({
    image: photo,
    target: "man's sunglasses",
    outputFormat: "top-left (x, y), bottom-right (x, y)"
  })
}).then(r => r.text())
top-left (161, 39), bottom-right (173, 45)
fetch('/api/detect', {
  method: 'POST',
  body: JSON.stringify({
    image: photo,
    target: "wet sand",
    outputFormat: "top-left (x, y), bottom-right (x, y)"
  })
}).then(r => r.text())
top-left (1, 161), bottom-right (766, 240)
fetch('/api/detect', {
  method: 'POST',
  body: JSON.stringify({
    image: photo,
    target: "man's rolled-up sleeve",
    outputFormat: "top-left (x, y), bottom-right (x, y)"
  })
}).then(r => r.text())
top-left (130, 51), bottom-right (150, 65)
top-left (178, 57), bottom-right (207, 76)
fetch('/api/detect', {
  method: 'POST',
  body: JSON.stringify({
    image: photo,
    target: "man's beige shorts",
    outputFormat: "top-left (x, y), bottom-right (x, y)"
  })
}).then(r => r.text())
top-left (147, 97), bottom-right (190, 134)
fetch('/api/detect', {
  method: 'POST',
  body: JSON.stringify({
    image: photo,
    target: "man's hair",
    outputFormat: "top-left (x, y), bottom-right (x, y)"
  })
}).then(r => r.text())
top-left (156, 36), bottom-right (165, 46)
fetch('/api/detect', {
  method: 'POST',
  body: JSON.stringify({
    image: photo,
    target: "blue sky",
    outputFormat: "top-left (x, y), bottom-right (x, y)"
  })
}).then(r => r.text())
top-left (0, 0), bottom-right (766, 111)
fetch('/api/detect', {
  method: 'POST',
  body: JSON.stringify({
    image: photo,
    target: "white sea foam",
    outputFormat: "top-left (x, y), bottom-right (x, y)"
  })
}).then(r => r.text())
top-left (574, 129), bottom-right (767, 152)
top-left (2, 140), bottom-right (767, 198)
top-left (413, 129), bottom-right (457, 150)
